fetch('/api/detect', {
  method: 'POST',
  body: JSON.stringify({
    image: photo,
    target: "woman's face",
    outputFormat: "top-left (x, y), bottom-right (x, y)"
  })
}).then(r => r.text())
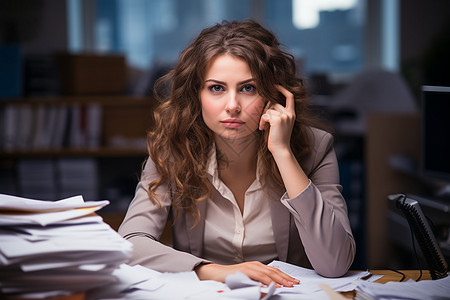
top-left (200, 54), bottom-right (265, 142)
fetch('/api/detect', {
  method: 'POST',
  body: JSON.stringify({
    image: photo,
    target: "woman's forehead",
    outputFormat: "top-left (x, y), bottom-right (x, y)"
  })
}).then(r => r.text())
top-left (202, 53), bottom-right (260, 79)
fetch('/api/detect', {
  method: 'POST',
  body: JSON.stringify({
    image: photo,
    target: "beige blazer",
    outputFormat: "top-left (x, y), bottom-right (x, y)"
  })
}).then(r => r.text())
top-left (119, 127), bottom-right (356, 277)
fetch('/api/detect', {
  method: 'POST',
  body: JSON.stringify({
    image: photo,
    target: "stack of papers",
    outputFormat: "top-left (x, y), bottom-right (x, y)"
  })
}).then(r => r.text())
top-left (355, 275), bottom-right (450, 300)
top-left (0, 194), bottom-right (133, 299)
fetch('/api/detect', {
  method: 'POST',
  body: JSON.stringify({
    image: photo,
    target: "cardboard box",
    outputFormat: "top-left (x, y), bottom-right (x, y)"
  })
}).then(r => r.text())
top-left (56, 53), bottom-right (126, 95)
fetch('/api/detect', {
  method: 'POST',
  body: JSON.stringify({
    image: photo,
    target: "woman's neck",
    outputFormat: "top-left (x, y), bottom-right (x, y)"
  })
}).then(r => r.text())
top-left (215, 134), bottom-right (259, 213)
top-left (215, 134), bottom-right (259, 173)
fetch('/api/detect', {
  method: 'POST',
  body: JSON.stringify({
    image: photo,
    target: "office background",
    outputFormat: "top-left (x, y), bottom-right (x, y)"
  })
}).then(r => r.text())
top-left (1, 0), bottom-right (449, 271)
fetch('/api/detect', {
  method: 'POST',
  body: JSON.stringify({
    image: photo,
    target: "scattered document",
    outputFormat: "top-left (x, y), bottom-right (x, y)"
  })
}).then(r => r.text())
top-left (267, 260), bottom-right (374, 295)
top-left (86, 261), bottom-right (377, 299)
top-left (0, 194), bottom-right (132, 299)
top-left (86, 264), bottom-right (228, 300)
top-left (87, 265), bottom-right (277, 300)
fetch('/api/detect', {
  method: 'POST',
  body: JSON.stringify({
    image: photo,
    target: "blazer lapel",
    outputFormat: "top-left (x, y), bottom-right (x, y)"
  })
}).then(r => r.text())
top-left (185, 200), bottom-right (207, 257)
top-left (269, 194), bottom-right (290, 262)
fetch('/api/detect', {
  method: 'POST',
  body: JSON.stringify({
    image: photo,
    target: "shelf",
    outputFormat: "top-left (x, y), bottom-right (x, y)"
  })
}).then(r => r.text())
top-left (0, 147), bottom-right (148, 158)
top-left (0, 95), bottom-right (153, 213)
top-left (0, 95), bottom-right (155, 106)
top-left (0, 96), bottom-right (155, 155)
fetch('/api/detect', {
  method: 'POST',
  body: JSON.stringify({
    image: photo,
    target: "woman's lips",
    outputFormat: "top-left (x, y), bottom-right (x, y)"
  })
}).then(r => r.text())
top-left (220, 119), bottom-right (245, 128)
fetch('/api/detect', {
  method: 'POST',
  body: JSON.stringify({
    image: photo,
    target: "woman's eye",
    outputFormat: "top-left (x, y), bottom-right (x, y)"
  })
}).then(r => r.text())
top-left (209, 85), bottom-right (224, 92)
top-left (241, 84), bottom-right (256, 93)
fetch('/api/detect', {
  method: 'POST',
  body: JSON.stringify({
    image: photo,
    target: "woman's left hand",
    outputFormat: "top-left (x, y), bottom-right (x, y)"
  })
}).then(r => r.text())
top-left (259, 85), bottom-right (296, 154)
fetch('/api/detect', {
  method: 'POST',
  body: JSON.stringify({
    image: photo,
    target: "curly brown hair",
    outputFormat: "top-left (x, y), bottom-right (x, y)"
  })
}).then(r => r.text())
top-left (147, 20), bottom-right (327, 224)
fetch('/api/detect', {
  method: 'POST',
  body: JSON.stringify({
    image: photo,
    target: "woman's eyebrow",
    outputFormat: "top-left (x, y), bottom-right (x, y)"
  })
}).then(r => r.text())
top-left (238, 78), bottom-right (256, 85)
top-left (204, 78), bottom-right (255, 85)
top-left (204, 79), bottom-right (226, 85)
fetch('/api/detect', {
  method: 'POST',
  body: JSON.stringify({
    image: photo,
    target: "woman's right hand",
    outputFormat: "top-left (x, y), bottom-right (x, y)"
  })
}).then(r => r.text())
top-left (194, 261), bottom-right (300, 288)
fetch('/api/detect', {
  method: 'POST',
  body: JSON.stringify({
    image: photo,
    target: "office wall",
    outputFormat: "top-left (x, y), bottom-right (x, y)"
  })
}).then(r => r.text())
top-left (400, 0), bottom-right (450, 95)
top-left (0, 0), bottom-right (68, 55)
top-left (400, 0), bottom-right (450, 62)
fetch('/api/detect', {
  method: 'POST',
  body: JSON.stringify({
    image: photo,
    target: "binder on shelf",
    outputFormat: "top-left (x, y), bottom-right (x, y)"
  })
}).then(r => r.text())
top-left (3, 105), bottom-right (19, 151)
top-left (50, 105), bottom-right (69, 149)
top-left (43, 105), bottom-right (59, 149)
top-left (16, 105), bottom-right (34, 150)
top-left (86, 103), bottom-right (102, 148)
top-left (31, 104), bottom-right (47, 150)
top-left (17, 158), bottom-right (57, 200)
top-left (56, 158), bottom-right (99, 201)
top-left (69, 104), bottom-right (84, 148)
top-left (0, 102), bottom-right (104, 152)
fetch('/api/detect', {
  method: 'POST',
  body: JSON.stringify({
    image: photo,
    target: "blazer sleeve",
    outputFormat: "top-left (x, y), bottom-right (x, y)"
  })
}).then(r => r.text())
top-left (118, 158), bottom-right (208, 272)
top-left (281, 128), bottom-right (356, 277)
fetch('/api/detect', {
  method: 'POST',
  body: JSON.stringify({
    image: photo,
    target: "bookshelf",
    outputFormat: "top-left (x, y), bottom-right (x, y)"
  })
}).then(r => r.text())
top-left (0, 96), bottom-right (155, 153)
top-left (0, 95), bottom-right (156, 228)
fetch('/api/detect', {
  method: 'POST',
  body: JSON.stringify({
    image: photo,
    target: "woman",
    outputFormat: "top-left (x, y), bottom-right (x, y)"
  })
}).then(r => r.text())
top-left (119, 20), bottom-right (355, 287)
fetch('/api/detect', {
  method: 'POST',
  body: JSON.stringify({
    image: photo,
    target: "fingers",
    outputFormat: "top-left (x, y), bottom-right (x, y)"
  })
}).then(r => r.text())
top-left (276, 85), bottom-right (295, 112)
top-left (195, 261), bottom-right (300, 288)
top-left (259, 105), bottom-right (294, 129)
top-left (265, 265), bottom-right (300, 287)
top-left (259, 85), bottom-right (295, 131)
top-left (239, 262), bottom-right (300, 288)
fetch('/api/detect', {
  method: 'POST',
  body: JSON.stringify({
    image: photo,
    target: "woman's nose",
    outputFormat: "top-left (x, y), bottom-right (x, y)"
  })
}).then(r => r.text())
top-left (225, 92), bottom-right (241, 113)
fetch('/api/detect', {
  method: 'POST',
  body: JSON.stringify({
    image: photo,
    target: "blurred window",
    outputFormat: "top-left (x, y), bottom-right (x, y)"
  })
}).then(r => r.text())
top-left (266, 0), bottom-right (365, 75)
top-left (68, 0), bottom-right (368, 77)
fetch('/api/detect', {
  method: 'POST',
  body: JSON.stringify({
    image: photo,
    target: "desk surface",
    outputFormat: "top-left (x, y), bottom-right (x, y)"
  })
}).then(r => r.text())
top-left (12, 270), bottom-right (434, 300)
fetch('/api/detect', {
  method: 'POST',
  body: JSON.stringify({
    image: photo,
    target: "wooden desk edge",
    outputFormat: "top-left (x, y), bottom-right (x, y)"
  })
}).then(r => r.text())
top-left (370, 269), bottom-right (431, 283)
top-left (340, 269), bottom-right (433, 299)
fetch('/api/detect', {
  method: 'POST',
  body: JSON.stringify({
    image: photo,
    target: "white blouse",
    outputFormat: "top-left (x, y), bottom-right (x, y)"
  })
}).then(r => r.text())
top-left (202, 148), bottom-right (278, 265)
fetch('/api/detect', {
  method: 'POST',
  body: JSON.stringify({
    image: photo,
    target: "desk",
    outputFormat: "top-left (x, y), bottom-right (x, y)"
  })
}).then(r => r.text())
top-left (370, 269), bottom-right (431, 283)
top-left (13, 293), bottom-right (85, 300)
top-left (8, 270), bottom-right (434, 300)
top-left (340, 270), bottom-right (433, 299)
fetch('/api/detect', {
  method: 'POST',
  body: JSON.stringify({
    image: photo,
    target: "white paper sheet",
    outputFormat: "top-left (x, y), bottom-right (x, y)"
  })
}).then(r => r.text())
top-left (267, 260), bottom-right (370, 294)
top-left (0, 194), bottom-right (108, 212)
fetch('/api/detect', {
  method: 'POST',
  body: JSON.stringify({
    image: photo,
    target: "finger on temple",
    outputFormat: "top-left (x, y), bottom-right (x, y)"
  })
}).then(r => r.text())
top-left (276, 85), bottom-right (295, 111)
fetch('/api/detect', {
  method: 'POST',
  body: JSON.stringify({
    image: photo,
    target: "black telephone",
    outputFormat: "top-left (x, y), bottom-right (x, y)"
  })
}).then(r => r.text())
top-left (389, 193), bottom-right (448, 279)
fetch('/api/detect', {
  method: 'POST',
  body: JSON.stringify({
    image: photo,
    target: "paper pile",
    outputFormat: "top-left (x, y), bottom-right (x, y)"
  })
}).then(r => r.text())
top-left (0, 194), bottom-right (132, 299)
top-left (355, 275), bottom-right (450, 300)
